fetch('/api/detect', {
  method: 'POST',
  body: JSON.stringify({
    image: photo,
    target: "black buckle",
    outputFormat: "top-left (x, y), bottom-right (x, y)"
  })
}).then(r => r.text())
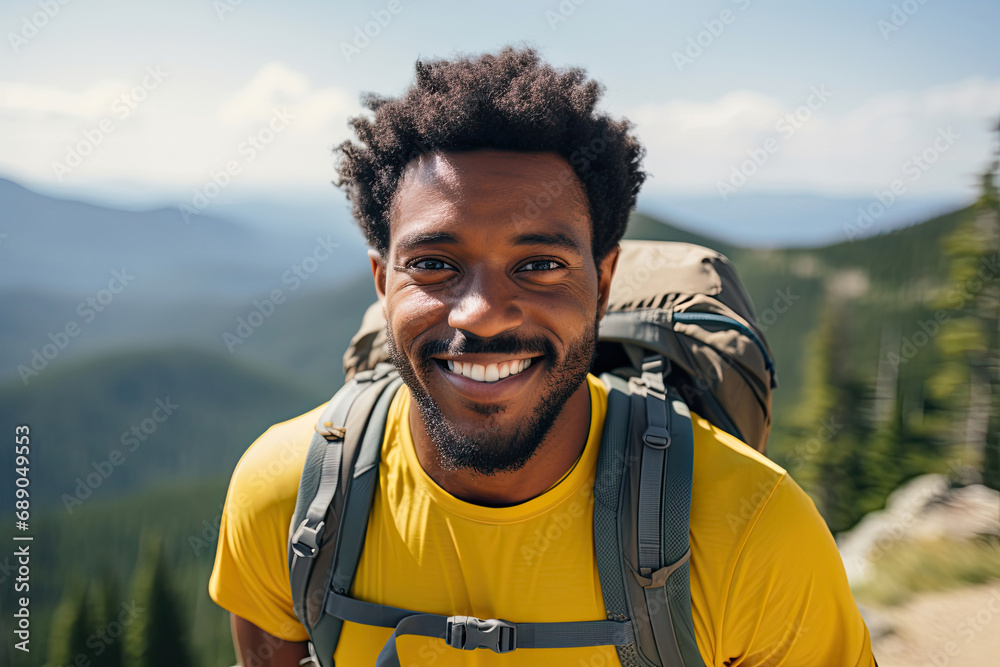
top-left (445, 616), bottom-right (516, 653)
top-left (290, 520), bottom-right (325, 559)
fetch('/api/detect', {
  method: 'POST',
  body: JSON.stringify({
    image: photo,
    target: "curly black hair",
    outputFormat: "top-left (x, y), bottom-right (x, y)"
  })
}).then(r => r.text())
top-left (334, 46), bottom-right (647, 262)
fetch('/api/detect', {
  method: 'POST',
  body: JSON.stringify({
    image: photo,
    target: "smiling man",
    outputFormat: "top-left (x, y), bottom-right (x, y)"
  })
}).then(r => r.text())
top-left (209, 47), bottom-right (877, 666)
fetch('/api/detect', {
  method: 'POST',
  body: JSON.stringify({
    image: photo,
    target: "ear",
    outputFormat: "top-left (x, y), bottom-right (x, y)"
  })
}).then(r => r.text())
top-left (596, 244), bottom-right (620, 321)
top-left (369, 248), bottom-right (387, 303)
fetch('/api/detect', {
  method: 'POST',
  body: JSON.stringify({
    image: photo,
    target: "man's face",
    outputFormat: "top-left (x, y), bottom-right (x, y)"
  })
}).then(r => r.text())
top-left (371, 150), bottom-right (618, 476)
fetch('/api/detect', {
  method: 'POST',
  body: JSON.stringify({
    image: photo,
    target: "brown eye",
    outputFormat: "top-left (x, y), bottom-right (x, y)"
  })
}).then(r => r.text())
top-left (518, 259), bottom-right (564, 272)
top-left (413, 258), bottom-right (455, 271)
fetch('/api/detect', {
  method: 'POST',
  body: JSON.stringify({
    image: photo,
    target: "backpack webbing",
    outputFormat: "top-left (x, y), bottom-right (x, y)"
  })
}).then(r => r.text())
top-left (288, 354), bottom-right (704, 666)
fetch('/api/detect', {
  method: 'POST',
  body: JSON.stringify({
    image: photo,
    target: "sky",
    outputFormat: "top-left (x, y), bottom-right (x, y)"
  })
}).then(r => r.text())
top-left (1, 0), bottom-right (998, 209)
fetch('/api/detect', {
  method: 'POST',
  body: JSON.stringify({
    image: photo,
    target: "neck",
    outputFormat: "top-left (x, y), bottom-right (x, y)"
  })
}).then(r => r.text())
top-left (408, 380), bottom-right (592, 506)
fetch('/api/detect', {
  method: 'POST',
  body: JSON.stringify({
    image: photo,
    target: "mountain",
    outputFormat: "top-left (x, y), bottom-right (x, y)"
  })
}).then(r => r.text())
top-left (637, 191), bottom-right (969, 248)
top-left (0, 178), bottom-right (369, 299)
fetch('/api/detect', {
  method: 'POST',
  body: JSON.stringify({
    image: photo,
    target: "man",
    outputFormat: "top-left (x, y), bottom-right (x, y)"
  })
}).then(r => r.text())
top-left (209, 47), bottom-right (876, 665)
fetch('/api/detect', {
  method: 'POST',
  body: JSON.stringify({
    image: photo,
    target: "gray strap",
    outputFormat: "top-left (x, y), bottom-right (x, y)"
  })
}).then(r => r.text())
top-left (288, 378), bottom-right (371, 626)
top-left (324, 592), bottom-right (635, 667)
top-left (328, 377), bottom-right (402, 596)
top-left (659, 393), bottom-right (707, 667)
top-left (637, 355), bottom-right (671, 573)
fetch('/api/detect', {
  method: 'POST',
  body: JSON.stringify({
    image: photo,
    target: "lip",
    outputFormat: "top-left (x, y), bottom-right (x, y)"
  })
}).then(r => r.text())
top-left (430, 354), bottom-right (544, 404)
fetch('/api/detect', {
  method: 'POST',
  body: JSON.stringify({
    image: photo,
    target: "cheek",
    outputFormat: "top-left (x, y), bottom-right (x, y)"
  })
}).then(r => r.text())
top-left (386, 287), bottom-right (448, 346)
top-left (529, 282), bottom-right (599, 328)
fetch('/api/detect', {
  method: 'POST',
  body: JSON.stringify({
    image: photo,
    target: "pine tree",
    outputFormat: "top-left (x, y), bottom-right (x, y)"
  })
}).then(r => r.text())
top-left (124, 536), bottom-right (195, 667)
top-left (46, 583), bottom-right (91, 667)
top-left (88, 574), bottom-right (125, 667)
top-left (930, 118), bottom-right (1000, 490)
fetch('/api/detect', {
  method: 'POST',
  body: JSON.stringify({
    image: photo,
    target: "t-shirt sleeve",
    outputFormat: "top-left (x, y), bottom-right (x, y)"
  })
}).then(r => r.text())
top-left (720, 473), bottom-right (876, 666)
top-left (208, 423), bottom-right (313, 642)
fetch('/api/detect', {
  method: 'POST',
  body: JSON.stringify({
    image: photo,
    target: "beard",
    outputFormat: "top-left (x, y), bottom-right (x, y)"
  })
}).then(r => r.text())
top-left (385, 319), bottom-right (599, 477)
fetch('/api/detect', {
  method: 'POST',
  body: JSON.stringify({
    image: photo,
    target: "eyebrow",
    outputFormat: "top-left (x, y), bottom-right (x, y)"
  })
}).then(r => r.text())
top-left (393, 229), bottom-right (585, 255)
top-left (395, 230), bottom-right (460, 254)
top-left (511, 232), bottom-right (584, 255)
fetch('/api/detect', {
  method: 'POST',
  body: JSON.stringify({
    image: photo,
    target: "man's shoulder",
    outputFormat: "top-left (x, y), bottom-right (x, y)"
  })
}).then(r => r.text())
top-left (224, 402), bottom-right (328, 519)
top-left (688, 412), bottom-right (792, 545)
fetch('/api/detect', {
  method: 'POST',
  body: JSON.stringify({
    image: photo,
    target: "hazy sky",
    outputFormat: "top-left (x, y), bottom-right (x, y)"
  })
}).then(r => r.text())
top-left (1, 0), bottom-right (998, 206)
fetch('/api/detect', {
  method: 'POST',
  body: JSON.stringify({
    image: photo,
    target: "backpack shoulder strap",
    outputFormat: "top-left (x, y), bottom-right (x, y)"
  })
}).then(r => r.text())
top-left (287, 363), bottom-right (402, 665)
top-left (596, 354), bottom-right (706, 667)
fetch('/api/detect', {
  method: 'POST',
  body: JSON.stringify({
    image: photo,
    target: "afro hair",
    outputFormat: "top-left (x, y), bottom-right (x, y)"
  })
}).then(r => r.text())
top-left (334, 46), bottom-right (647, 262)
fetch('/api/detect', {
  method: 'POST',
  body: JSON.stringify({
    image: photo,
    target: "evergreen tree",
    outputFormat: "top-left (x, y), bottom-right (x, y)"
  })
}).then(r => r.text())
top-left (88, 574), bottom-right (125, 667)
top-left (124, 536), bottom-right (195, 667)
top-left (46, 583), bottom-right (91, 667)
top-left (930, 118), bottom-right (1000, 490)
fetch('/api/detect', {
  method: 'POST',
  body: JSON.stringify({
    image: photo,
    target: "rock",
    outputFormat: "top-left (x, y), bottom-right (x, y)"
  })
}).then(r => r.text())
top-left (837, 474), bottom-right (1000, 586)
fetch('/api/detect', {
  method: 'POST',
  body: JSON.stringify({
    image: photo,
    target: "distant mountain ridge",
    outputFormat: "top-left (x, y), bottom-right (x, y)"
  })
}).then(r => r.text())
top-left (0, 177), bottom-right (369, 299)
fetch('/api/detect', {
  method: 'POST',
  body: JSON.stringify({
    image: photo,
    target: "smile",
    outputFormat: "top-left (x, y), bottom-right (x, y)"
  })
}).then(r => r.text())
top-left (448, 359), bottom-right (531, 382)
top-left (444, 357), bottom-right (534, 383)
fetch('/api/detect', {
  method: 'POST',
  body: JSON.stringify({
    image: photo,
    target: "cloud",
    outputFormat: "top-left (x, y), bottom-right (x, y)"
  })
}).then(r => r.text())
top-left (0, 79), bottom-right (131, 117)
top-left (628, 78), bottom-right (1000, 193)
top-left (217, 62), bottom-right (356, 132)
top-left (0, 65), bottom-right (995, 198)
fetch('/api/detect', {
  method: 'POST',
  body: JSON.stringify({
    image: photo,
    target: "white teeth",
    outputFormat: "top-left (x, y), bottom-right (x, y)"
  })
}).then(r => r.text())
top-left (447, 358), bottom-right (536, 383)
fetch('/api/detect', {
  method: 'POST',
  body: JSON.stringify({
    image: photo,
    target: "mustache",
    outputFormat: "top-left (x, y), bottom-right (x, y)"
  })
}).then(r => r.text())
top-left (416, 331), bottom-right (554, 362)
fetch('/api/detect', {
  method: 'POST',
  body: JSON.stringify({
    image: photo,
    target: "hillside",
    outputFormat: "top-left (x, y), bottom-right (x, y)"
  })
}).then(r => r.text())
top-left (0, 177), bottom-right (368, 299)
top-left (0, 478), bottom-right (235, 667)
top-left (0, 347), bottom-right (322, 509)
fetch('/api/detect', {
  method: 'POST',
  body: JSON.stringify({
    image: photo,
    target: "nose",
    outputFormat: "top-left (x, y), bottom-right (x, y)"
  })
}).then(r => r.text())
top-left (447, 270), bottom-right (523, 339)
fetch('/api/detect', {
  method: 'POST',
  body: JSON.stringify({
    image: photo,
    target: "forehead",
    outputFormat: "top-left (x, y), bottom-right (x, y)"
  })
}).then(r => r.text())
top-left (388, 150), bottom-right (591, 251)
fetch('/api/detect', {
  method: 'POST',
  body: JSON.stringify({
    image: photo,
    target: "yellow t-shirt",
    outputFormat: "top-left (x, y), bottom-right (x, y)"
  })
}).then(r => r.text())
top-left (209, 374), bottom-right (875, 666)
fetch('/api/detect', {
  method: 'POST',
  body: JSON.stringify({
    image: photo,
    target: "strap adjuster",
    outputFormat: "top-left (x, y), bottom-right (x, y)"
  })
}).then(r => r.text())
top-left (446, 616), bottom-right (516, 653)
top-left (290, 520), bottom-right (325, 558)
top-left (642, 425), bottom-right (671, 449)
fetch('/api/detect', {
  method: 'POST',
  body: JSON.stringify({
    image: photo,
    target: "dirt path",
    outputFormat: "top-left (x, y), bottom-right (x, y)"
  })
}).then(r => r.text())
top-left (870, 581), bottom-right (1000, 666)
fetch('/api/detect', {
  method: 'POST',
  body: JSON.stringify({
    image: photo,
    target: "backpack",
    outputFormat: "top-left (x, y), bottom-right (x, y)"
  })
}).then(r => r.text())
top-left (288, 240), bottom-right (776, 666)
